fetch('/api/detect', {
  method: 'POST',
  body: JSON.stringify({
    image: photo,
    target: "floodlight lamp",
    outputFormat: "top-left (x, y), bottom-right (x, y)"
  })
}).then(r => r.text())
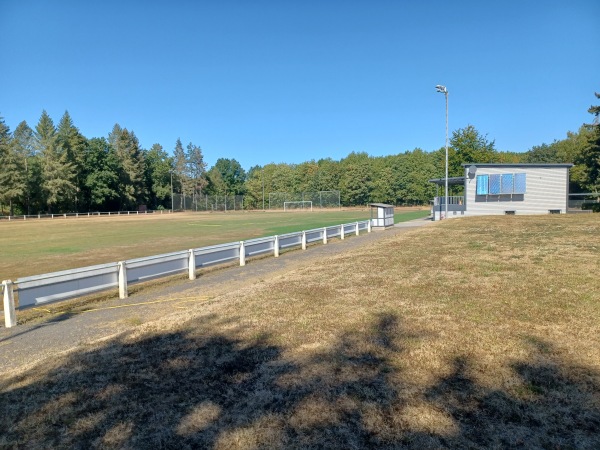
top-left (435, 85), bottom-right (447, 93)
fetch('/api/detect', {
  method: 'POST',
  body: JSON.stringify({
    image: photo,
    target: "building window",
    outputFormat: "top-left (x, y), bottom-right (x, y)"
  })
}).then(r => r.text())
top-left (489, 174), bottom-right (501, 195)
top-left (477, 172), bottom-right (526, 195)
top-left (476, 175), bottom-right (489, 195)
top-left (514, 173), bottom-right (526, 194)
top-left (501, 174), bottom-right (514, 194)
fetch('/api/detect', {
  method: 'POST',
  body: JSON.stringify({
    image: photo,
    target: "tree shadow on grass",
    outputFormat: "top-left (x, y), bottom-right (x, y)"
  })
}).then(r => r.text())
top-left (1, 313), bottom-right (599, 449)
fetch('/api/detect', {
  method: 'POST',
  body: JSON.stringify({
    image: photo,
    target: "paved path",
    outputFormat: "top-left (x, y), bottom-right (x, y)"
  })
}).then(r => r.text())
top-left (0, 217), bottom-right (434, 373)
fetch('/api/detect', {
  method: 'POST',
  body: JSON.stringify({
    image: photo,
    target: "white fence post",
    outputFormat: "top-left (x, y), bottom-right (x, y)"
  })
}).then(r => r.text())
top-left (323, 227), bottom-right (327, 244)
top-left (118, 262), bottom-right (128, 299)
top-left (368, 220), bottom-right (372, 233)
top-left (240, 241), bottom-right (246, 266)
top-left (188, 249), bottom-right (196, 280)
top-left (2, 280), bottom-right (17, 328)
top-left (302, 231), bottom-right (307, 250)
top-left (355, 222), bottom-right (359, 236)
top-left (341, 225), bottom-right (345, 240)
top-left (274, 235), bottom-right (279, 257)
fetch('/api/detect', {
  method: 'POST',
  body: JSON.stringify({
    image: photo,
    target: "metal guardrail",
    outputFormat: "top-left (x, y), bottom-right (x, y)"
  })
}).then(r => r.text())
top-left (2, 220), bottom-right (373, 327)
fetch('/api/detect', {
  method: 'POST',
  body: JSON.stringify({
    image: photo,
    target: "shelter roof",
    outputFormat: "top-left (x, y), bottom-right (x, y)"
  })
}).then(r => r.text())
top-left (428, 177), bottom-right (465, 186)
top-left (369, 203), bottom-right (395, 208)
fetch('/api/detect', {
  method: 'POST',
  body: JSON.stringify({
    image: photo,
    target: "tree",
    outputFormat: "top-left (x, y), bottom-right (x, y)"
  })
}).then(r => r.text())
top-left (449, 125), bottom-right (496, 176)
top-left (0, 117), bottom-right (26, 215)
top-left (144, 143), bottom-right (172, 209)
top-left (34, 110), bottom-right (76, 212)
top-left (207, 158), bottom-right (245, 195)
top-left (315, 158), bottom-right (341, 192)
top-left (370, 155), bottom-right (401, 204)
top-left (396, 149), bottom-right (438, 205)
top-left (12, 121), bottom-right (37, 214)
top-left (578, 92), bottom-right (600, 192)
top-left (56, 111), bottom-right (87, 211)
top-left (243, 165), bottom-right (268, 209)
top-left (84, 137), bottom-right (120, 211)
top-left (186, 142), bottom-right (208, 206)
top-left (110, 126), bottom-right (145, 210)
top-left (172, 138), bottom-right (188, 208)
top-left (339, 152), bottom-right (372, 206)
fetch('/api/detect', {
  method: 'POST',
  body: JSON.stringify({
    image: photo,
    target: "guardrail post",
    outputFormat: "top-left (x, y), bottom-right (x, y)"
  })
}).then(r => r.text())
top-left (302, 231), bottom-right (307, 250)
top-left (323, 227), bottom-right (327, 244)
top-left (355, 222), bottom-right (359, 236)
top-left (341, 225), bottom-right (345, 240)
top-left (118, 262), bottom-right (128, 299)
top-left (188, 249), bottom-right (196, 280)
top-left (274, 235), bottom-right (279, 257)
top-left (240, 241), bottom-right (246, 266)
top-left (2, 280), bottom-right (17, 328)
top-left (368, 220), bottom-right (372, 233)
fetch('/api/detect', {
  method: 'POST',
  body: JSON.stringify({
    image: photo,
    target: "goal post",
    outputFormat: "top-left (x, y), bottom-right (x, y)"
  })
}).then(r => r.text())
top-left (269, 191), bottom-right (340, 209)
top-left (284, 201), bottom-right (313, 212)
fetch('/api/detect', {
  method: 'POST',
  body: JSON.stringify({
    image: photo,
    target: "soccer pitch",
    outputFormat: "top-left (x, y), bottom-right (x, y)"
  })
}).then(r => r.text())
top-left (0, 209), bottom-right (429, 280)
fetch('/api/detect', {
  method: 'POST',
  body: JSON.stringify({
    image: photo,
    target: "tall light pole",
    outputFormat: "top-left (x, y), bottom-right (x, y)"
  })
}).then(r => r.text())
top-left (436, 84), bottom-right (449, 220)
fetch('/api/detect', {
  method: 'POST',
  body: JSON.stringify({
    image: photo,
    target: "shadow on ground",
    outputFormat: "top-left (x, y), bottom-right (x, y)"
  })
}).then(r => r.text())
top-left (1, 313), bottom-right (599, 449)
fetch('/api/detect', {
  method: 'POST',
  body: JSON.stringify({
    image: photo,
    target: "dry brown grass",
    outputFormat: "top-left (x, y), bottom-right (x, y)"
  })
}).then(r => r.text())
top-left (1, 214), bottom-right (599, 449)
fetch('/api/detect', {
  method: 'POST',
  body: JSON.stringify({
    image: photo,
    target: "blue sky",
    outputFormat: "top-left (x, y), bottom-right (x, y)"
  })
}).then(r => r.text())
top-left (1, 0), bottom-right (599, 170)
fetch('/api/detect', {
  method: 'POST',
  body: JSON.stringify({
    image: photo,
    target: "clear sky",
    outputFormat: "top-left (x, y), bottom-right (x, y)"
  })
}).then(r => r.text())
top-left (1, 0), bottom-right (599, 170)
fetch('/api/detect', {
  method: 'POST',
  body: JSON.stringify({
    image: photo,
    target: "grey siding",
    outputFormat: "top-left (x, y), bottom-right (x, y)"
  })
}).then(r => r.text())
top-left (464, 167), bottom-right (569, 216)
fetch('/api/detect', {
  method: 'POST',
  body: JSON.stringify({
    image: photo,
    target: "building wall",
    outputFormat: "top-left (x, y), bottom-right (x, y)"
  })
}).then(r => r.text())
top-left (464, 166), bottom-right (569, 216)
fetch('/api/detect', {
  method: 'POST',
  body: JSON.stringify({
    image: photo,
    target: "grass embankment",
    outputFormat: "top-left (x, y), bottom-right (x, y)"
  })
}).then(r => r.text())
top-left (2, 214), bottom-right (597, 448)
top-left (0, 208), bottom-right (427, 281)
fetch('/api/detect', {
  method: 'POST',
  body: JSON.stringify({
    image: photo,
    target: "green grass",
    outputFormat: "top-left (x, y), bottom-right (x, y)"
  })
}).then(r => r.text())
top-left (0, 208), bottom-right (428, 280)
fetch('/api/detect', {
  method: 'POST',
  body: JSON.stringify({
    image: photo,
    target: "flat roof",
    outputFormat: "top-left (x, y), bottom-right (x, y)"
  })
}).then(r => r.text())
top-left (428, 177), bottom-right (465, 186)
top-left (369, 203), bottom-right (395, 208)
top-left (461, 163), bottom-right (574, 168)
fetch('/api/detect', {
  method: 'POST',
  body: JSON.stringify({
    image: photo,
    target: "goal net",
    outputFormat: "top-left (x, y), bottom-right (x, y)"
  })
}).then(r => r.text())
top-left (284, 201), bottom-right (313, 211)
top-left (269, 191), bottom-right (340, 209)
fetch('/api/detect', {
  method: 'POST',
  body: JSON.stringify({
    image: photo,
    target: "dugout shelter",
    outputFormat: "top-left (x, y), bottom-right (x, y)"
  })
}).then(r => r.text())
top-left (369, 203), bottom-right (395, 230)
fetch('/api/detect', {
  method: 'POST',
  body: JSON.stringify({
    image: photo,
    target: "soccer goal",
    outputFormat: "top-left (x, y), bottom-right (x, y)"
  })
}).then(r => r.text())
top-left (284, 201), bottom-right (313, 211)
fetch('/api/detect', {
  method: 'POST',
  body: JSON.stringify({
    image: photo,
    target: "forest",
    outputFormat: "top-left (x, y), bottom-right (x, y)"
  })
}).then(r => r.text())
top-left (0, 92), bottom-right (598, 214)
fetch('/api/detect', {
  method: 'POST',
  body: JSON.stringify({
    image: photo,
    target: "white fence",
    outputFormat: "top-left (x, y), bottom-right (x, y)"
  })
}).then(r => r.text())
top-left (2, 220), bottom-right (371, 327)
top-left (0, 210), bottom-right (172, 221)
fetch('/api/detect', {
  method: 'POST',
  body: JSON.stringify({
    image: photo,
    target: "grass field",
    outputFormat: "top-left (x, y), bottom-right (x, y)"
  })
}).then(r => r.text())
top-left (1, 214), bottom-right (599, 448)
top-left (0, 208), bottom-right (429, 280)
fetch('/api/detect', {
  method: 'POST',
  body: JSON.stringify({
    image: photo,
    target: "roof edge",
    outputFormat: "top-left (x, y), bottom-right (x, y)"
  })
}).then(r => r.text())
top-left (461, 163), bottom-right (574, 168)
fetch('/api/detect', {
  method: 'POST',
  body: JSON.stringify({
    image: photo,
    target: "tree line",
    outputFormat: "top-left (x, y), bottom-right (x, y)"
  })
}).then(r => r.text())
top-left (1, 93), bottom-right (598, 215)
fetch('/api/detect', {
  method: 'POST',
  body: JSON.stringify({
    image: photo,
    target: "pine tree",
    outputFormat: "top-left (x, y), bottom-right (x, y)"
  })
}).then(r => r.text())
top-left (34, 110), bottom-right (76, 212)
top-left (0, 117), bottom-right (26, 215)
top-left (187, 142), bottom-right (208, 204)
top-left (56, 111), bottom-right (87, 211)
top-left (111, 126), bottom-right (145, 210)
top-left (173, 138), bottom-right (188, 209)
top-left (12, 121), bottom-right (37, 214)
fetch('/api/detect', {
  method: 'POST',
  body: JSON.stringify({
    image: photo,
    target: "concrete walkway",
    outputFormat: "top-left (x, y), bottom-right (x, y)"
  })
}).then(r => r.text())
top-left (0, 217), bottom-right (434, 373)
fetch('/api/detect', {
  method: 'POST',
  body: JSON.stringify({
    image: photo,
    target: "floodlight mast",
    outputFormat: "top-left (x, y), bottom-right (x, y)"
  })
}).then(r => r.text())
top-left (436, 84), bottom-right (449, 220)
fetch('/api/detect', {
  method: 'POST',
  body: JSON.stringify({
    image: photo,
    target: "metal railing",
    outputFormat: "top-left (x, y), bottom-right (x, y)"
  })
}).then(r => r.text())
top-left (433, 196), bottom-right (465, 206)
top-left (2, 220), bottom-right (372, 327)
